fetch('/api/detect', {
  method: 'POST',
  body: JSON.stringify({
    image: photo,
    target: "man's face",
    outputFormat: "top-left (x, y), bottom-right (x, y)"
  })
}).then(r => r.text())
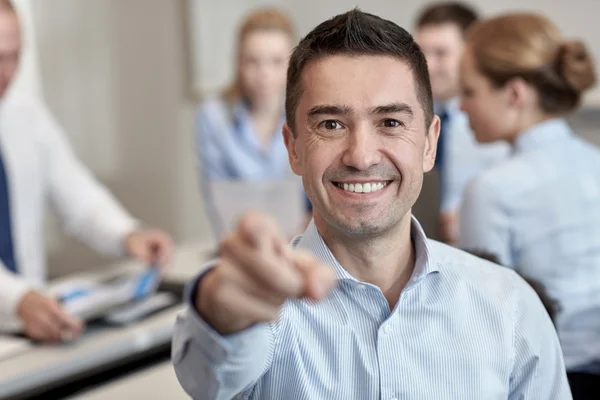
top-left (416, 23), bottom-right (464, 101)
top-left (283, 55), bottom-right (438, 238)
top-left (0, 9), bottom-right (20, 98)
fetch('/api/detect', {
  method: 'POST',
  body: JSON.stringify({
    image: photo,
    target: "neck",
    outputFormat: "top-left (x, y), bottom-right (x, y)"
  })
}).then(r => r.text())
top-left (314, 213), bottom-right (416, 309)
top-left (509, 111), bottom-right (559, 144)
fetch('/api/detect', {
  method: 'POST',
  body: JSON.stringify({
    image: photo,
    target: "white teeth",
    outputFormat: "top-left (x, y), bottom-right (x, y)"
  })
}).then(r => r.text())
top-left (336, 181), bottom-right (388, 193)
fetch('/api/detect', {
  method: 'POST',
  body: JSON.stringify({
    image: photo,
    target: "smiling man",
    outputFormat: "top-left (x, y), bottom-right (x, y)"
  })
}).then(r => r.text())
top-left (172, 9), bottom-right (570, 400)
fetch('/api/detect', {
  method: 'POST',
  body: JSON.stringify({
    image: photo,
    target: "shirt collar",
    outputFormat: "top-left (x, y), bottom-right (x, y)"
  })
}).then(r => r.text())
top-left (294, 216), bottom-right (439, 285)
top-left (514, 118), bottom-right (573, 154)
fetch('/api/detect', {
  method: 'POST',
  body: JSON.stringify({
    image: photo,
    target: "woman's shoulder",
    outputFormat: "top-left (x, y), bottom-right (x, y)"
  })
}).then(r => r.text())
top-left (195, 95), bottom-right (237, 134)
top-left (196, 95), bottom-right (231, 116)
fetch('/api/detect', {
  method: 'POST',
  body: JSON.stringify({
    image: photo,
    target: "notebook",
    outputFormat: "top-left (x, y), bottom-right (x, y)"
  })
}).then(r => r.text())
top-left (55, 267), bottom-right (162, 322)
top-left (204, 178), bottom-right (306, 239)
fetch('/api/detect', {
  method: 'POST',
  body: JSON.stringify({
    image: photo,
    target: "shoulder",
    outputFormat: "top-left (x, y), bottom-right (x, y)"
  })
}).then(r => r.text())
top-left (1, 97), bottom-right (47, 121)
top-left (194, 96), bottom-right (235, 137)
top-left (463, 154), bottom-right (535, 206)
top-left (195, 96), bottom-right (231, 121)
top-left (428, 241), bottom-right (527, 300)
top-left (0, 98), bottom-right (60, 142)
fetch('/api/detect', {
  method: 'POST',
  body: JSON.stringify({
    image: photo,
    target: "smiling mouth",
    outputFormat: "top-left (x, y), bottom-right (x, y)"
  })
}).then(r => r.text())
top-left (333, 181), bottom-right (391, 194)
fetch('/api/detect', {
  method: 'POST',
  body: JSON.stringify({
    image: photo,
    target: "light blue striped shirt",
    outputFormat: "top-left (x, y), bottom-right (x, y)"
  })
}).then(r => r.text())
top-left (438, 98), bottom-right (510, 213)
top-left (173, 217), bottom-right (570, 399)
top-left (459, 118), bottom-right (600, 373)
top-left (195, 97), bottom-right (291, 180)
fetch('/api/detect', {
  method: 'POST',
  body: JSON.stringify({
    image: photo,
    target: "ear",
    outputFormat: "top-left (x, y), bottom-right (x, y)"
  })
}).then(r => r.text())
top-left (423, 115), bottom-right (440, 173)
top-left (505, 77), bottom-right (532, 108)
top-left (282, 122), bottom-right (303, 176)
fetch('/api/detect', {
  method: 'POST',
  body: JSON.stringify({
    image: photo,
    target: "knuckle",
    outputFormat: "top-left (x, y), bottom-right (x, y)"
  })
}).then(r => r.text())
top-left (219, 233), bottom-right (237, 254)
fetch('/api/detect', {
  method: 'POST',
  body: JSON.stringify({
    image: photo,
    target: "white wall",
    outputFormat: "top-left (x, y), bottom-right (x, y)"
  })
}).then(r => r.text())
top-left (31, 0), bottom-right (211, 277)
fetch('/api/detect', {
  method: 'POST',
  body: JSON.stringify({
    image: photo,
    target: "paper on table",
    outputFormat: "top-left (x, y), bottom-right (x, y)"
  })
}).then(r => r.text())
top-left (55, 272), bottom-right (156, 321)
top-left (204, 178), bottom-right (306, 239)
top-left (0, 335), bottom-right (32, 362)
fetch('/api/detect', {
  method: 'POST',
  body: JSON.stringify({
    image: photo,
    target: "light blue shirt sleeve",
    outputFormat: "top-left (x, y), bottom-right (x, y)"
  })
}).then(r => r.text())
top-left (172, 269), bottom-right (275, 400)
top-left (459, 176), bottom-right (513, 267)
top-left (509, 273), bottom-right (572, 399)
top-left (195, 106), bottom-right (230, 180)
top-left (438, 106), bottom-right (510, 215)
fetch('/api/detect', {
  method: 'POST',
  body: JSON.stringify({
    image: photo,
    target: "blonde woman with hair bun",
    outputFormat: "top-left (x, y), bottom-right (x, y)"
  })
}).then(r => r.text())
top-left (458, 13), bottom-right (600, 398)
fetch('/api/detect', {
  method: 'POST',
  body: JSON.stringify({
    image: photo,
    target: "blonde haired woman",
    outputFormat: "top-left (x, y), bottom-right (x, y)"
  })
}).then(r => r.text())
top-left (458, 13), bottom-right (598, 398)
top-left (196, 7), bottom-right (295, 180)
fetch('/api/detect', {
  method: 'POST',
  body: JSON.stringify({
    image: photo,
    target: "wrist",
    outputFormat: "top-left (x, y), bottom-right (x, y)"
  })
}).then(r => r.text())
top-left (196, 269), bottom-right (216, 320)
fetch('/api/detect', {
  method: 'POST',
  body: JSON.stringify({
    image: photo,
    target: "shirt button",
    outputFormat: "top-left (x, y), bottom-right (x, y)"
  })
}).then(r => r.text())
top-left (383, 325), bottom-right (392, 335)
top-left (357, 284), bottom-right (367, 290)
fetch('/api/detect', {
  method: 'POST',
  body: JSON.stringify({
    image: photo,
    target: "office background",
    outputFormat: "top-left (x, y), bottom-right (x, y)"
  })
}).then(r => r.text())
top-left (14, 0), bottom-right (599, 278)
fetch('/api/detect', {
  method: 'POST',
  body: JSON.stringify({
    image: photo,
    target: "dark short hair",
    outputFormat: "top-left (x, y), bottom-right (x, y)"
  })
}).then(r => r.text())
top-left (416, 2), bottom-right (479, 35)
top-left (285, 8), bottom-right (433, 133)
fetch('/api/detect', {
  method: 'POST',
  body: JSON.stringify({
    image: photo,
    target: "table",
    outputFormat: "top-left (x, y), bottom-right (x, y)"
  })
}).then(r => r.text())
top-left (67, 362), bottom-right (189, 399)
top-left (162, 239), bottom-right (217, 284)
top-left (0, 239), bottom-right (216, 400)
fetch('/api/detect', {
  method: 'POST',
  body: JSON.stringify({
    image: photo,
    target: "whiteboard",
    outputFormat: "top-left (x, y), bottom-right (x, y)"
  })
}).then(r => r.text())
top-left (187, 0), bottom-right (600, 107)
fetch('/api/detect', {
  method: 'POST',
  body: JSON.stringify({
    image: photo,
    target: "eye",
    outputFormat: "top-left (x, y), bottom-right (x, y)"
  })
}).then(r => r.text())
top-left (318, 120), bottom-right (343, 130)
top-left (381, 119), bottom-right (402, 128)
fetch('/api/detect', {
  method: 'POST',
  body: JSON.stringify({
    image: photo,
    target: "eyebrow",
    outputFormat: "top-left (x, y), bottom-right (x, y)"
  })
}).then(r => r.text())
top-left (306, 102), bottom-right (414, 120)
top-left (307, 104), bottom-right (354, 119)
top-left (370, 103), bottom-right (414, 118)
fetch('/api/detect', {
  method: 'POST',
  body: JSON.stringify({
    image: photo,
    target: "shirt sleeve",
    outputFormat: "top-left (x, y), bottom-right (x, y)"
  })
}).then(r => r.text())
top-left (508, 272), bottom-right (572, 399)
top-left (459, 177), bottom-right (513, 267)
top-left (440, 149), bottom-right (463, 214)
top-left (195, 104), bottom-right (230, 180)
top-left (172, 266), bottom-right (275, 400)
top-left (40, 104), bottom-right (138, 257)
top-left (0, 265), bottom-right (30, 332)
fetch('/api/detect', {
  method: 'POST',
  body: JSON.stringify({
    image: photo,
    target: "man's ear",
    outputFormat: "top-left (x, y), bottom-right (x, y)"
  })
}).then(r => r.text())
top-left (423, 115), bottom-right (440, 173)
top-left (283, 122), bottom-right (303, 176)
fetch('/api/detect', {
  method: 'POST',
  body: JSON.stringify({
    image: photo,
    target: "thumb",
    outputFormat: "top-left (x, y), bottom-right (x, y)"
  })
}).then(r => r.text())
top-left (131, 241), bottom-right (153, 264)
top-left (291, 250), bottom-right (337, 300)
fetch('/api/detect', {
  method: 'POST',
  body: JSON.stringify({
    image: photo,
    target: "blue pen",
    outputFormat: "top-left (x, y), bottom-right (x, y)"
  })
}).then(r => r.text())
top-left (133, 266), bottom-right (160, 300)
top-left (58, 288), bottom-right (89, 303)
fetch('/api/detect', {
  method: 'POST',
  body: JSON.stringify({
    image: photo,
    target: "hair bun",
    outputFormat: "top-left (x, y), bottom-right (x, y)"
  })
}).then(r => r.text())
top-left (557, 40), bottom-right (597, 92)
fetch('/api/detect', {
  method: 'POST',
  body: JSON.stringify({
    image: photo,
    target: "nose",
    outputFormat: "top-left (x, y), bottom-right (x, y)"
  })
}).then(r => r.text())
top-left (342, 125), bottom-right (382, 171)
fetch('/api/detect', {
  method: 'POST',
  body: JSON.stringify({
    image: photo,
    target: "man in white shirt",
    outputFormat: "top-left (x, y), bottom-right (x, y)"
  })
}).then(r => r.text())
top-left (0, 0), bottom-right (173, 342)
top-left (414, 2), bottom-right (509, 244)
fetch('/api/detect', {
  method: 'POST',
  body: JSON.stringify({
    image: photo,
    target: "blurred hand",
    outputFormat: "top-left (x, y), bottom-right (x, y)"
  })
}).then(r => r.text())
top-left (197, 210), bottom-right (336, 335)
top-left (17, 290), bottom-right (84, 343)
top-left (439, 212), bottom-right (459, 246)
top-left (124, 228), bottom-right (173, 268)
